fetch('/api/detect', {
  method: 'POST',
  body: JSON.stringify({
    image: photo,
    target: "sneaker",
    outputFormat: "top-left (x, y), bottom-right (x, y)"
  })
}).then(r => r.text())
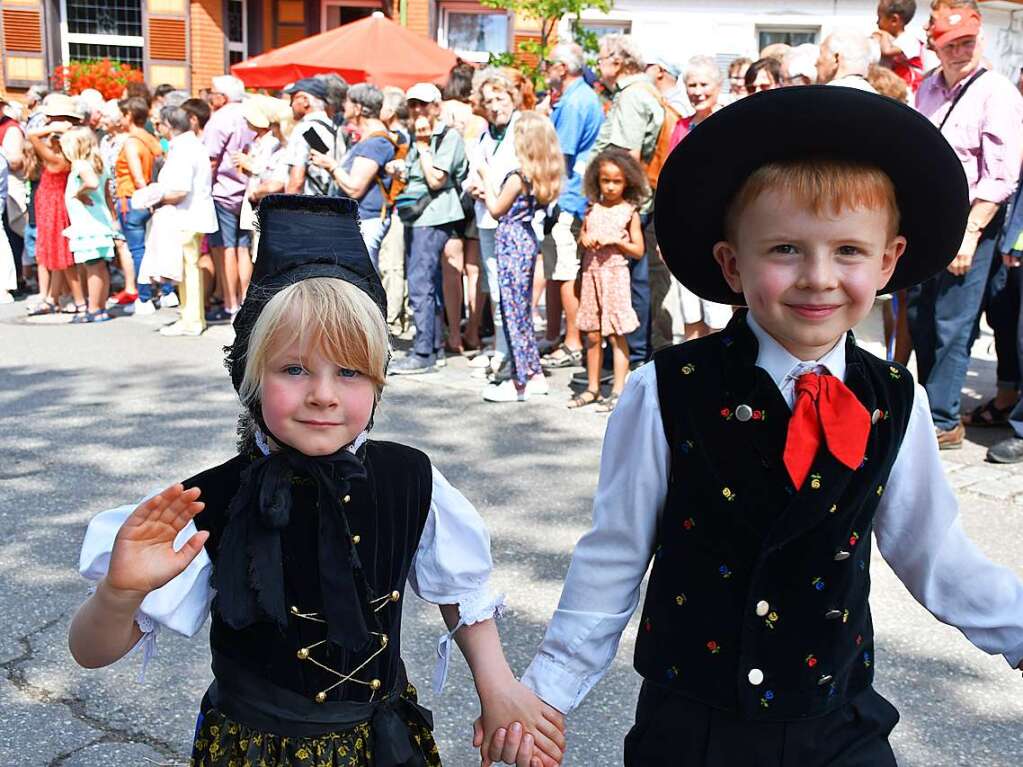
top-left (160, 291), bottom-right (180, 309)
top-left (133, 299), bottom-right (157, 316)
top-left (935, 421), bottom-right (965, 450)
top-left (435, 348), bottom-right (447, 368)
top-left (525, 374), bottom-right (549, 396)
top-left (205, 306), bottom-right (233, 323)
top-left (482, 378), bottom-right (526, 402)
top-left (987, 436), bottom-right (1023, 463)
top-left (108, 289), bottom-right (138, 306)
top-left (158, 320), bottom-right (202, 337)
top-left (0, 291), bottom-right (13, 305)
top-left (389, 354), bottom-right (436, 375)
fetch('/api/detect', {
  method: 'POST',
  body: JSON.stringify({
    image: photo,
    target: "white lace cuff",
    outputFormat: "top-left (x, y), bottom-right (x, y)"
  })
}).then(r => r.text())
top-left (432, 586), bottom-right (506, 695)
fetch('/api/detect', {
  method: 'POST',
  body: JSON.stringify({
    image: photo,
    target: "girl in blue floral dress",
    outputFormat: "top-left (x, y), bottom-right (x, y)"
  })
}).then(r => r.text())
top-left (478, 111), bottom-right (563, 403)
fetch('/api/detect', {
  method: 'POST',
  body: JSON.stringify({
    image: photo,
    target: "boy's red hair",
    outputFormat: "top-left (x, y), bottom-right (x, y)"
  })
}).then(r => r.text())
top-left (724, 159), bottom-right (901, 241)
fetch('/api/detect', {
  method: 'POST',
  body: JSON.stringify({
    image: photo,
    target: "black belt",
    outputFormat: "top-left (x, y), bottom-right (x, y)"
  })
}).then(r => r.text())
top-left (207, 651), bottom-right (433, 767)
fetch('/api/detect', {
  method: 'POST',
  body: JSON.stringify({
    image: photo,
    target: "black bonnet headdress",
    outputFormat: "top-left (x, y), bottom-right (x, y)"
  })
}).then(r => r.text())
top-left (226, 193), bottom-right (387, 401)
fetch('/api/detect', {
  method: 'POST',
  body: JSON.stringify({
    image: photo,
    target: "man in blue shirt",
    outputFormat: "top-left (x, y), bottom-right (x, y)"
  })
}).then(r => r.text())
top-left (541, 43), bottom-right (605, 368)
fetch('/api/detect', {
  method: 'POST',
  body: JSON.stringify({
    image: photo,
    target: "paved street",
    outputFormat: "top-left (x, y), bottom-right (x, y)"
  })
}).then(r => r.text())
top-left (2, 298), bottom-right (1023, 767)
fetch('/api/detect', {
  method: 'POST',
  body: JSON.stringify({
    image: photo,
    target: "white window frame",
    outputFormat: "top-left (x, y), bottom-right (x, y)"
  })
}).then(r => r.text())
top-left (574, 18), bottom-right (631, 38)
top-left (227, 0), bottom-right (248, 63)
top-left (437, 3), bottom-right (512, 63)
top-left (320, 0), bottom-right (381, 32)
top-left (58, 0), bottom-right (144, 65)
top-left (754, 25), bottom-right (820, 52)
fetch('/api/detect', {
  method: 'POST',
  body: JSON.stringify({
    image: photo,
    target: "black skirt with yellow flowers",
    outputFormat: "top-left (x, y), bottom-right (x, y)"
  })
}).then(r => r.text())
top-left (190, 653), bottom-right (441, 767)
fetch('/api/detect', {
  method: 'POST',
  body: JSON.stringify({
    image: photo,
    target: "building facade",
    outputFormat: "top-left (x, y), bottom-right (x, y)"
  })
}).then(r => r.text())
top-left (577, 0), bottom-right (1023, 82)
top-left (1, 0), bottom-right (1019, 93)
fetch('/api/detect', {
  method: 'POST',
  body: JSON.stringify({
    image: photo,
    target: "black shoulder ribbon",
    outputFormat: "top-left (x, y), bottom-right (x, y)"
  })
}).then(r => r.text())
top-left (213, 444), bottom-right (376, 652)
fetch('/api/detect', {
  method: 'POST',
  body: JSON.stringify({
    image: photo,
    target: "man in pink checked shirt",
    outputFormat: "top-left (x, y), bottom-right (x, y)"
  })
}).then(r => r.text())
top-left (906, 5), bottom-right (1023, 449)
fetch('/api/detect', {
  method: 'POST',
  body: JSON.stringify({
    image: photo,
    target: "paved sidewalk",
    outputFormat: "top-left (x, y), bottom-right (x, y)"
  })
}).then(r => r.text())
top-left (1, 298), bottom-right (1022, 766)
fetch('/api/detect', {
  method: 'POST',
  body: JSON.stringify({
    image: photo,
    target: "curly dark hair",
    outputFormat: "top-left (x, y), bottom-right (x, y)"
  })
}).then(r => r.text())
top-left (582, 148), bottom-right (651, 207)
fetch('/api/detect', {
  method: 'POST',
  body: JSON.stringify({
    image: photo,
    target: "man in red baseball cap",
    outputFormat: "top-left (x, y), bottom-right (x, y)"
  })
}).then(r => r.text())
top-left (908, 3), bottom-right (1023, 449)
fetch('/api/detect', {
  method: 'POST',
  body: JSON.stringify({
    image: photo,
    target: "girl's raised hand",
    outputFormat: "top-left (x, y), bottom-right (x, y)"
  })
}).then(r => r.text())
top-left (106, 485), bottom-right (208, 598)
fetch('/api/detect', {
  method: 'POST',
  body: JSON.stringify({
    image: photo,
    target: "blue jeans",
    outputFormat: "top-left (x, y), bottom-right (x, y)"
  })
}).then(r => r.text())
top-left (478, 226), bottom-right (509, 360)
top-left (119, 201), bottom-right (153, 301)
top-left (361, 214), bottom-right (391, 274)
top-left (985, 252), bottom-right (1020, 389)
top-left (627, 215), bottom-right (655, 364)
top-left (405, 223), bottom-right (452, 361)
top-left (907, 212), bottom-right (1003, 430)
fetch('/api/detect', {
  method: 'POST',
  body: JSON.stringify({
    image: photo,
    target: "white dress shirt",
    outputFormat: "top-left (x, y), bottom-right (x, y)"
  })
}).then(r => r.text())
top-left (158, 131), bottom-right (218, 234)
top-left (79, 434), bottom-right (503, 690)
top-left (521, 313), bottom-right (1023, 714)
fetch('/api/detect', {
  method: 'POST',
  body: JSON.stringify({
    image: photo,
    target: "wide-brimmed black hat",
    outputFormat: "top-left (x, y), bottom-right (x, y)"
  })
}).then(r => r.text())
top-left (654, 86), bottom-right (970, 305)
top-left (227, 194), bottom-right (386, 395)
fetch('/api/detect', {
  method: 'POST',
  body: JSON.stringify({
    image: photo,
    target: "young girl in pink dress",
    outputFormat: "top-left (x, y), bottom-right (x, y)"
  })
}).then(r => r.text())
top-left (569, 149), bottom-right (649, 412)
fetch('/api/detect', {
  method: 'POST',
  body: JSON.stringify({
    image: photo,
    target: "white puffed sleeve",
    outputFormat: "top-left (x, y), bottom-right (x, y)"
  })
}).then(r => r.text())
top-left (78, 495), bottom-right (214, 679)
top-left (408, 466), bottom-right (505, 694)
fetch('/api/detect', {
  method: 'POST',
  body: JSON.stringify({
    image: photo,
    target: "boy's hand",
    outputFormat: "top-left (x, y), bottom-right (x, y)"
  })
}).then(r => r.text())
top-left (471, 678), bottom-right (566, 767)
top-left (106, 484), bottom-right (207, 599)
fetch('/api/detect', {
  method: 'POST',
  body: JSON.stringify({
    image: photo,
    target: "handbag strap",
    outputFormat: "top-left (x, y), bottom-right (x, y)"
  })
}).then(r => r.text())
top-left (938, 68), bottom-right (986, 132)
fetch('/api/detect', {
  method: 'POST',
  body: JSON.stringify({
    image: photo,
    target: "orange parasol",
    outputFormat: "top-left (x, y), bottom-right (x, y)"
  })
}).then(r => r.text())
top-left (231, 12), bottom-right (457, 90)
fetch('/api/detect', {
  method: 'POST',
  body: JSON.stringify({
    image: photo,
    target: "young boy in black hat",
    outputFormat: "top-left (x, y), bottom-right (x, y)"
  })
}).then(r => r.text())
top-left (484, 87), bottom-right (1023, 766)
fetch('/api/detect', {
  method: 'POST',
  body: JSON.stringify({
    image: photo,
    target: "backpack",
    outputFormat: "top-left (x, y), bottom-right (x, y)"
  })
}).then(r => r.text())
top-left (365, 130), bottom-right (409, 215)
top-left (630, 81), bottom-right (682, 190)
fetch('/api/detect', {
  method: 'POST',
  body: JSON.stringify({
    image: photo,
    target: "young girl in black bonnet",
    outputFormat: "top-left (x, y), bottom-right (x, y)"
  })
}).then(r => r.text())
top-left (69, 195), bottom-right (565, 767)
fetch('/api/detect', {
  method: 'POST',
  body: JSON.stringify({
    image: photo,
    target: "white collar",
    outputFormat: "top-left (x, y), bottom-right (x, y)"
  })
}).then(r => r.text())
top-left (254, 428), bottom-right (369, 457)
top-left (169, 130), bottom-right (198, 147)
top-left (746, 312), bottom-right (848, 389)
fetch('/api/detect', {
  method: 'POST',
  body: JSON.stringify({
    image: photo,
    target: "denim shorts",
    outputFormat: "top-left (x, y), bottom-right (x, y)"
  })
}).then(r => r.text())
top-left (208, 201), bottom-right (252, 249)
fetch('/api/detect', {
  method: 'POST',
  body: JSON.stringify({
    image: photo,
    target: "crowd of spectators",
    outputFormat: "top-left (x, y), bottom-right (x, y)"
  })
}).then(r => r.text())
top-left (4, 0), bottom-right (1023, 438)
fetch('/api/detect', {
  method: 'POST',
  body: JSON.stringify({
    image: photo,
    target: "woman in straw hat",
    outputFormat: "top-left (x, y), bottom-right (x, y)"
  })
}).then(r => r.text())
top-left (26, 94), bottom-right (83, 315)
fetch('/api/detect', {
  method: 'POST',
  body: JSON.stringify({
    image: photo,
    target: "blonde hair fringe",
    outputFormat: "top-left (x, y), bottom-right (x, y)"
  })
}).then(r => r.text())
top-left (59, 127), bottom-right (104, 175)
top-left (724, 159), bottom-right (901, 241)
top-left (514, 111), bottom-right (563, 206)
top-left (238, 278), bottom-right (390, 407)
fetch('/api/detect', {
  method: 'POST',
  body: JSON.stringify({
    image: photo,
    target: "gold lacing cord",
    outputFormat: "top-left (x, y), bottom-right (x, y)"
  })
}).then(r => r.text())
top-left (290, 600), bottom-right (400, 703)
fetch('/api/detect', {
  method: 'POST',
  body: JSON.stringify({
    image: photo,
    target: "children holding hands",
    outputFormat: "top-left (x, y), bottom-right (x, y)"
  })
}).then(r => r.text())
top-left (72, 85), bottom-right (1023, 767)
top-left (69, 195), bottom-right (564, 767)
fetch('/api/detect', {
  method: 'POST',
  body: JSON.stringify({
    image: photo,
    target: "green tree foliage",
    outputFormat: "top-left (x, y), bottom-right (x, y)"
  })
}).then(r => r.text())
top-left (482, 0), bottom-right (612, 88)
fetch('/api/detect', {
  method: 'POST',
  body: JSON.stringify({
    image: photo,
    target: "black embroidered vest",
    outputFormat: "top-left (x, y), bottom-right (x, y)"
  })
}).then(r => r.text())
top-left (633, 311), bottom-right (914, 721)
top-left (185, 440), bottom-right (433, 704)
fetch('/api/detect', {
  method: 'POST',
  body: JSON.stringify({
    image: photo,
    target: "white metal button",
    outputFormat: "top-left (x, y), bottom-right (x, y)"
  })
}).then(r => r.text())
top-left (736, 404), bottom-right (753, 422)
top-left (748, 668), bottom-right (764, 686)
top-left (755, 600), bottom-right (770, 617)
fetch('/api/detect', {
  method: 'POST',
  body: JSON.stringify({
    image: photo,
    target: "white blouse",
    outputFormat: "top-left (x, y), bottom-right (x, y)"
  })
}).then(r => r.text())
top-left (78, 441), bottom-right (503, 691)
top-left (521, 314), bottom-right (1023, 714)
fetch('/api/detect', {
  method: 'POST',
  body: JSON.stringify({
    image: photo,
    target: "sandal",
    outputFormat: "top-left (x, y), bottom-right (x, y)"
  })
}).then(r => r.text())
top-left (26, 299), bottom-right (60, 316)
top-left (70, 309), bottom-right (111, 324)
top-left (597, 392), bottom-right (621, 413)
top-left (63, 302), bottom-right (87, 315)
top-left (568, 389), bottom-right (600, 409)
top-left (962, 398), bottom-right (1016, 427)
top-left (542, 344), bottom-right (584, 369)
